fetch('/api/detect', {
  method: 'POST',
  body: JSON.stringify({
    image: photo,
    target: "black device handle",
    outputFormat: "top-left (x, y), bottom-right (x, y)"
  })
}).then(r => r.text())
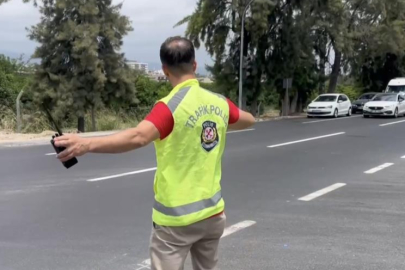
top-left (43, 104), bottom-right (78, 169)
top-left (50, 135), bottom-right (78, 169)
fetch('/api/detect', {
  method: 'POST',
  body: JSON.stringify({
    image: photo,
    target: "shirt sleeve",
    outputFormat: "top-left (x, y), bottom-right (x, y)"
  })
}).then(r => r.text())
top-left (144, 102), bottom-right (174, 140)
top-left (227, 99), bottom-right (240, 125)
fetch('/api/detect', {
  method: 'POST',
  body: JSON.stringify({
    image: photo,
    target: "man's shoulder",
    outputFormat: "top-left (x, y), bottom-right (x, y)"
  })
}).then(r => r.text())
top-left (157, 92), bottom-right (173, 104)
top-left (198, 87), bottom-right (227, 101)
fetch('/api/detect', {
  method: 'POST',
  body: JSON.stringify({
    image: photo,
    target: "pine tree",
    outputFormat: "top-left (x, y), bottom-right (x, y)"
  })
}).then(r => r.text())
top-left (27, 0), bottom-right (137, 132)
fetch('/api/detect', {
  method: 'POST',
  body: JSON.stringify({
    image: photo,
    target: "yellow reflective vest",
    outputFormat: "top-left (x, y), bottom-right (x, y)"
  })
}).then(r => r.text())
top-left (152, 79), bottom-right (229, 226)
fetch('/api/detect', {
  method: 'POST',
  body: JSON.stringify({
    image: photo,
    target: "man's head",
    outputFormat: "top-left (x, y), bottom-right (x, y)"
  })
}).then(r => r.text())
top-left (160, 36), bottom-right (197, 80)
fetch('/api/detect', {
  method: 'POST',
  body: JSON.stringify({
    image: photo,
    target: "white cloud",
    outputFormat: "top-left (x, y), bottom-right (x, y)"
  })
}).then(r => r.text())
top-left (0, 0), bottom-right (212, 72)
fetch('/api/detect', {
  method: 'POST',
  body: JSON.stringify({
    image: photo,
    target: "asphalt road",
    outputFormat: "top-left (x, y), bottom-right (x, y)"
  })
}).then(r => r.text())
top-left (1, 115), bottom-right (405, 270)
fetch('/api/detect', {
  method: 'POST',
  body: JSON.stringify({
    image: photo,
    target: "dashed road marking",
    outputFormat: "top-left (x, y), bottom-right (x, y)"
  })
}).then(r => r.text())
top-left (380, 120), bottom-right (405, 127)
top-left (135, 220), bottom-right (257, 269)
top-left (364, 163), bottom-right (394, 174)
top-left (45, 153), bottom-right (57, 156)
top-left (135, 259), bottom-right (151, 270)
top-left (268, 132), bottom-right (345, 148)
top-left (298, 183), bottom-right (347, 202)
top-left (303, 115), bottom-right (362, 124)
top-left (221, 220), bottom-right (256, 238)
top-left (87, 167), bottom-right (157, 182)
top-left (227, 129), bottom-right (255, 134)
top-left (402, 156), bottom-right (405, 159)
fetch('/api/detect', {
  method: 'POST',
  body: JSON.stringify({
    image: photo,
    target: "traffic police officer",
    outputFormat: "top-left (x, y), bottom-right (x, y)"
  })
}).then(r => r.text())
top-left (55, 36), bottom-right (255, 270)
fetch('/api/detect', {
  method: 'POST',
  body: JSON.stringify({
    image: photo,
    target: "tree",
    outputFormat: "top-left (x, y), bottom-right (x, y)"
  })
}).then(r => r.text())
top-left (26, 0), bottom-right (137, 132)
top-left (134, 74), bottom-right (172, 107)
top-left (0, 54), bottom-right (32, 108)
top-left (306, 0), bottom-right (405, 94)
top-left (178, 1), bottom-right (328, 115)
top-left (4, 0), bottom-right (405, 123)
top-left (348, 0), bottom-right (405, 92)
top-left (176, 0), bottom-right (275, 112)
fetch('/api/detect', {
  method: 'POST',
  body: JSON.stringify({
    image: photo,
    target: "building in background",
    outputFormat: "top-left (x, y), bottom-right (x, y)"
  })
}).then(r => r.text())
top-left (148, 70), bottom-right (168, 82)
top-left (126, 60), bottom-right (149, 73)
top-left (198, 77), bottom-right (214, 84)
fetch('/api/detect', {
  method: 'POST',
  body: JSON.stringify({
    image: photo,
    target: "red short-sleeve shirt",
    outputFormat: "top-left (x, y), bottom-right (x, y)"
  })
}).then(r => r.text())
top-left (145, 98), bottom-right (240, 140)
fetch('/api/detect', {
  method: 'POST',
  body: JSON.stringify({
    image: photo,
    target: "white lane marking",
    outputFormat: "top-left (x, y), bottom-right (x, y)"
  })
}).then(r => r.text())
top-left (221, 220), bottom-right (256, 238)
top-left (364, 163), bottom-right (394, 174)
top-left (380, 120), bottom-right (405, 127)
top-left (303, 115), bottom-right (362, 124)
top-left (135, 220), bottom-right (256, 269)
top-left (402, 156), bottom-right (405, 159)
top-left (298, 183), bottom-right (347, 202)
top-left (135, 259), bottom-right (151, 270)
top-left (227, 128), bottom-right (255, 134)
top-left (87, 167), bottom-right (157, 182)
top-left (268, 132), bottom-right (345, 148)
top-left (45, 153), bottom-right (57, 156)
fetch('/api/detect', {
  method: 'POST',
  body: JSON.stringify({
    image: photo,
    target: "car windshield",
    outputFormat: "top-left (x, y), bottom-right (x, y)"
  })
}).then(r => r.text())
top-left (359, 94), bottom-right (376, 100)
top-left (372, 94), bottom-right (397, 101)
top-left (315, 95), bottom-right (337, 102)
top-left (387, 85), bottom-right (405, 93)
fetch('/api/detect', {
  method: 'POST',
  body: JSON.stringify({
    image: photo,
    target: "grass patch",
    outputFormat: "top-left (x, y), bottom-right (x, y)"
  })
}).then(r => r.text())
top-left (0, 105), bottom-right (17, 131)
top-left (85, 109), bottom-right (141, 132)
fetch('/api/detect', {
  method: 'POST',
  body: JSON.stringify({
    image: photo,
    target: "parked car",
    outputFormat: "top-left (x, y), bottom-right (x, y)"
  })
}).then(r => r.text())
top-left (363, 93), bottom-right (405, 118)
top-left (352, 92), bottom-right (379, 114)
top-left (307, 94), bottom-right (352, 118)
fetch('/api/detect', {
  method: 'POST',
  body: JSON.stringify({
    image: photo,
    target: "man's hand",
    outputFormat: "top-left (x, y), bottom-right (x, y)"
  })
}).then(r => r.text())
top-left (54, 134), bottom-right (90, 162)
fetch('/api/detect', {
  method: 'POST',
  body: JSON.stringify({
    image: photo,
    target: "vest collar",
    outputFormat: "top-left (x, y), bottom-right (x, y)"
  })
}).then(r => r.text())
top-left (171, 79), bottom-right (199, 94)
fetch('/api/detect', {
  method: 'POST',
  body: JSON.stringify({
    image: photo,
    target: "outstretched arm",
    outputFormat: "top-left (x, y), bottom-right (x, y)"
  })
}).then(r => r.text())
top-left (54, 120), bottom-right (160, 162)
top-left (226, 98), bottom-right (256, 130)
top-left (228, 109), bottom-right (256, 130)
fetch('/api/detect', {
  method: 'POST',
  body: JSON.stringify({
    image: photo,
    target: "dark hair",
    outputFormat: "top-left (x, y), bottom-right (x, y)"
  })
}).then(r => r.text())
top-left (160, 36), bottom-right (195, 75)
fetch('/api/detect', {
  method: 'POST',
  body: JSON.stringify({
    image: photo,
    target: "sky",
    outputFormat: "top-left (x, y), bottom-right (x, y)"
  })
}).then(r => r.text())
top-left (0, 0), bottom-right (213, 73)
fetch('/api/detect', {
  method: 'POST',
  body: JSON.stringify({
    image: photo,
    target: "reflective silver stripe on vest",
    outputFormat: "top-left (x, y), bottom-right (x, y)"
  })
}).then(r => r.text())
top-left (167, 86), bottom-right (192, 113)
top-left (154, 191), bottom-right (222, 217)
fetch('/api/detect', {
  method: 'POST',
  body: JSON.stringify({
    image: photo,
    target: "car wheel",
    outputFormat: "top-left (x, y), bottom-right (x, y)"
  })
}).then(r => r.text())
top-left (364, 115), bottom-right (370, 118)
top-left (347, 107), bottom-right (352, 117)
top-left (393, 108), bottom-right (399, 118)
top-left (307, 115), bottom-right (313, 118)
top-left (333, 109), bottom-right (339, 118)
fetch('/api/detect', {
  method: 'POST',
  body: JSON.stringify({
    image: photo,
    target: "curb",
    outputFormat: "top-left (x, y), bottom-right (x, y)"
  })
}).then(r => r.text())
top-left (256, 115), bottom-right (306, 122)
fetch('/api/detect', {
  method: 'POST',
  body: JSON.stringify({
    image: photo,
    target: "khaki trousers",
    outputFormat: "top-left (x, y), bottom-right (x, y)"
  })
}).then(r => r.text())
top-left (150, 213), bottom-right (226, 270)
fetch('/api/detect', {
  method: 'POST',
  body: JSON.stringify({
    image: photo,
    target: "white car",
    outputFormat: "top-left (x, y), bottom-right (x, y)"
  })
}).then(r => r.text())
top-left (307, 94), bottom-right (352, 118)
top-left (363, 93), bottom-right (405, 118)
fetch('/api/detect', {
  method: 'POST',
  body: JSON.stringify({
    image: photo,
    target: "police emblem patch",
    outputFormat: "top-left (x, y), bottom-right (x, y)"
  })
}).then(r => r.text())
top-left (201, 121), bottom-right (219, 152)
